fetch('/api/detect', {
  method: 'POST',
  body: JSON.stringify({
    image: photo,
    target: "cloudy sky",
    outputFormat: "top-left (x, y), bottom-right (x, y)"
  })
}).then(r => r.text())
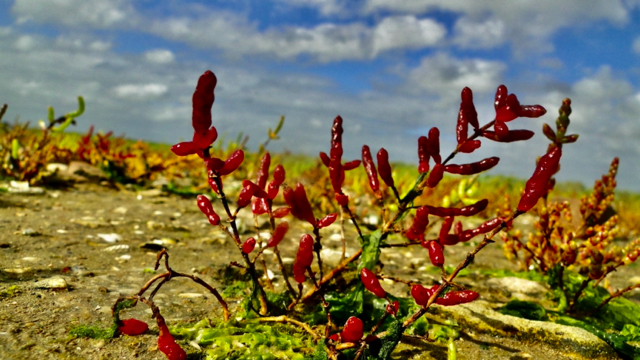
top-left (2, 0), bottom-right (640, 190)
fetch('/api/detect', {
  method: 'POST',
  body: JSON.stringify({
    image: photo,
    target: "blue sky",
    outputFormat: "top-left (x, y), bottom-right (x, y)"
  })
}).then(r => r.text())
top-left (2, 0), bottom-right (640, 190)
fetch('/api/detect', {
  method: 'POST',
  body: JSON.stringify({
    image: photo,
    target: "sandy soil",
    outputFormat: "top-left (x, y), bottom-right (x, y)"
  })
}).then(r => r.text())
top-left (0, 183), bottom-right (636, 359)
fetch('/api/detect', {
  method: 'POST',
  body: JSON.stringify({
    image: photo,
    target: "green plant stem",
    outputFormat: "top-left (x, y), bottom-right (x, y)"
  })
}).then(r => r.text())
top-left (567, 278), bottom-right (591, 313)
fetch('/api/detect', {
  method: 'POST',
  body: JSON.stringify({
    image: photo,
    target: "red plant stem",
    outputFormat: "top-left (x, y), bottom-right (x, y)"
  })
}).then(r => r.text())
top-left (592, 283), bottom-right (640, 314)
top-left (254, 215), bottom-right (274, 290)
top-left (303, 118), bottom-right (503, 304)
top-left (313, 227), bottom-right (325, 281)
top-left (342, 203), bottom-right (365, 243)
top-left (301, 249), bottom-right (363, 302)
top-left (402, 211), bottom-right (519, 329)
top-left (134, 249), bottom-right (230, 321)
top-left (211, 174), bottom-right (268, 315)
top-left (339, 206), bottom-right (347, 262)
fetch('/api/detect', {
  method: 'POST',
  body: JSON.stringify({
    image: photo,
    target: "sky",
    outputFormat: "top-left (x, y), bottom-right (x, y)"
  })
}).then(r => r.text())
top-left (2, 0), bottom-right (640, 190)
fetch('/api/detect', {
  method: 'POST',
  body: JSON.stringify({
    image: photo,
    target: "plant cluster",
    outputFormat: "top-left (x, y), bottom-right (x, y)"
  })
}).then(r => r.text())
top-left (0, 98), bottom-right (84, 182)
top-left (85, 70), bottom-right (640, 360)
top-left (500, 99), bottom-right (640, 315)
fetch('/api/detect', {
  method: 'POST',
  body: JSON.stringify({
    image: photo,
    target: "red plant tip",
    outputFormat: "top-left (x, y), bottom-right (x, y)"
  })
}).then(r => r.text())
top-left (343, 159), bottom-right (361, 171)
top-left (494, 85), bottom-right (508, 111)
top-left (319, 152), bottom-right (330, 167)
top-left (170, 141), bottom-right (199, 157)
top-left (331, 116), bottom-right (344, 149)
top-left (205, 157), bottom-right (225, 173)
top-left (411, 284), bottom-right (430, 306)
top-left (386, 301), bottom-right (400, 316)
top-left (482, 129), bottom-right (534, 143)
top-left (243, 179), bottom-right (268, 199)
top-left (207, 177), bottom-right (221, 194)
top-left (459, 139), bottom-right (481, 154)
top-left (444, 157), bottom-right (500, 175)
top-left (237, 185), bottom-right (254, 209)
top-left (290, 183), bottom-right (316, 226)
top-left (461, 87), bottom-right (479, 130)
top-left (242, 238), bottom-right (256, 254)
top-left (158, 320), bottom-right (187, 360)
top-left (272, 207), bottom-right (291, 218)
top-left (267, 221), bottom-right (289, 247)
top-left (417, 136), bottom-right (430, 174)
top-left (317, 213), bottom-right (338, 228)
top-left (335, 193), bottom-right (349, 206)
top-left (517, 146), bottom-right (562, 212)
top-left (217, 150), bottom-right (244, 176)
top-left (196, 195), bottom-right (220, 226)
top-left (435, 290), bottom-right (479, 306)
top-left (293, 234), bottom-right (314, 283)
top-left (251, 198), bottom-right (269, 215)
top-left (427, 164), bottom-right (445, 188)
top-left (519, 105), bottom-right (546, 118)
top-left (118, 318), bottom-right (148, 336)
top-left (341, 316), bottom-right (364, 343)
top-left (362, 145), bottom-right (380, 192)
top-left (192, 126), bottom-right (218, 149)
top-left (360, 268), bottom-right (386, 298)
top-left (427, 127), bottom-right (441, 164)
top-left (376, 148), bottom-right (394, 188)
top-left (192, 70), bottom-right (217, 133)
top-left (406, 206), bottom-right (430, 241)
top-left (257, 152), bottom-right (271, 189)
top-left (423, 240), bottom-right (445, 267)
top-left (273, 164), bottom-right (286, 186)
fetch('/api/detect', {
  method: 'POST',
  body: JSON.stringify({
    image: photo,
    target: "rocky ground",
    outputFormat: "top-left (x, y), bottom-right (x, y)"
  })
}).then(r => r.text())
top-left (0, 181), bottom-right (638, 359)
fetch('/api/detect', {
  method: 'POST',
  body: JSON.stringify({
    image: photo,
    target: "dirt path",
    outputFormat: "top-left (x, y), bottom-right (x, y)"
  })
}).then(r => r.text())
top-left (0, 184), bottom-right (637, 359)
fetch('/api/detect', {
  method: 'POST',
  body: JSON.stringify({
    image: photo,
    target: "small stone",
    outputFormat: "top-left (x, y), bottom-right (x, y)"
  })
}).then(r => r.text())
top-left (146, 220), bottom-right (166, 230)
top-left (152, 238), bottom-right (177, 246)
top-left (486, 277), bottom-right (548, 300)
top-left (178, 293), bottom-right (204, 298)
top-left (113, 207), bottom-right (128, 214)
top-left (46, 163), bottom-right (68, 173)
top-left (103, 244), bottom-right (130, 252)
top-left (74, 217), bottom-right (110, 228)
top-left (21, 229), bottom-right (41, 236)
top-left (97, 233), bottom-right (122, 243)
top-left (34, 277), bottom-right (68, 290)
top-left (138, 189), bottom-right (163, 197)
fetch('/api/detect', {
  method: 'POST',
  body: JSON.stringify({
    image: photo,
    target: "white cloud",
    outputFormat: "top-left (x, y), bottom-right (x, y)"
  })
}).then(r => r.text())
top-left (144, 49), bottom-right (175, 64)
top-left (452, 17), bottom-right (505, 49)
top-left (364, 0), bottom-right (633, 53)
top-left (373, 16), bottom-right (446, 54)
top-left (274, 0), bottom-right (347, 16)
top-left (112, 83), bottom-right (168, 99)
top-left (12, 0), bottom-right (136, 28)
top-left (14, 34), bottom-right (36, 50)
top-left (633, 36), bottom-right (640, 54)
top-left (406, 52), bottom-right (506, 96)
top-left (148, 12), bottom-right (445, 62)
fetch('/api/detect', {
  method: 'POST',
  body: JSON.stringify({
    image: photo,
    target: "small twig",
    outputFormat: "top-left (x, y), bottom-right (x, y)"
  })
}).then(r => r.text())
top-left (339, 206), bottom-right (346, 262)
top-left (254, 315), bottom-right (321, 340)
top-left (342, 204), bottom-right (365, 244)
top-left (135, 249), bottom-right (230, 321)
top-left (590, 283), bottom-right (640, 315)
top-left (313, 227), bottom-right (325, 281)
top-left (307, 267), bottom-right (333, 337)
top-left (301, 248), bottom-right (362, 302)
top-left (567, 278), bottom-right (591, 313)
